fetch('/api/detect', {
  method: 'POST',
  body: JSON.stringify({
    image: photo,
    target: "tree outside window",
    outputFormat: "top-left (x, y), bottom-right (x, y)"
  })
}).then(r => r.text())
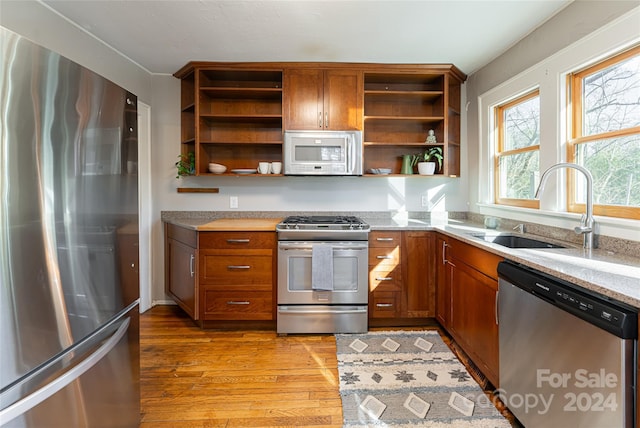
top-left (494, 90), bottom-right (540, 208)
top-left (569, 45), bottom-right (640, 219)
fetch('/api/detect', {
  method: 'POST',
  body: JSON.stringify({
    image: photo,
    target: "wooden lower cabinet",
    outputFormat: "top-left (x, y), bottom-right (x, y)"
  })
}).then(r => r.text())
top-left (165, 223), bottom-right (198, 319)
top-left (440, 236), bottom-right (501, 387)
top-left (404, 231), bottom-right (436, 318)
top-left (165, 224), bottom-right (276, 327)
top-left (435, 234), bottom-right (451, 328)
top-left (369, 231), bottom-right (403, 319)
top-left (449, 256), bottom-right (499, 385)
top-left (199, 231), bottom-right (276, 324)
top-left (368, 230), bottom-right (436, 323)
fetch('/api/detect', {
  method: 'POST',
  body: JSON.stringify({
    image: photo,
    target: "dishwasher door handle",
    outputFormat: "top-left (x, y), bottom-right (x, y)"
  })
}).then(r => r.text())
top-left (495, 290), bottom-right (499, 325)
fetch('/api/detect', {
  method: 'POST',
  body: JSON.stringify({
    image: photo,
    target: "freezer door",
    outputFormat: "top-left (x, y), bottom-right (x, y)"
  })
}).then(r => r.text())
top-left (0, 305), bottom-right (139, 427)
top-left (1, 26), bottom-right (139, 391)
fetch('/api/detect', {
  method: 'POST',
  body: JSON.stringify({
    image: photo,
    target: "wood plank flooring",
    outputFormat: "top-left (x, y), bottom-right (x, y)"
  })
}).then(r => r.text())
top-left (140, 305), bottom-right (516, 427)
top-left (140, 305), bottom-right (342, 427)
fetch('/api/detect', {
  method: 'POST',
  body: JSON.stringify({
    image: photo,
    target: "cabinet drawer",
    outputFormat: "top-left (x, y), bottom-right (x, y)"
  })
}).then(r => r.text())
top-left (202, 291), bottom-right (273, 320)
top-left (199, 231), bottom-right (275, 249)
top-left (369, 267), bottom-right (402, 292)
top-left (369, 291), bottom-right (401, 318)
top-left (369, 231), bottom-right (402, 248)
top-left (200, 253), bottom-right (272, 288)
top-left (369, 247), bottom-right (401, 267)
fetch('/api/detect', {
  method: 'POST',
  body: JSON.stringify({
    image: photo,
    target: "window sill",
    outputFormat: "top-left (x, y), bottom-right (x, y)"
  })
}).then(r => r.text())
top-left (476, 203), bottom-right (640, 243)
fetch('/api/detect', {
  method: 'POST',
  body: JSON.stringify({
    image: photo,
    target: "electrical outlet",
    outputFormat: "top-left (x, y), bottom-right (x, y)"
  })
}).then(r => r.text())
top-left (421, 195), bottom-right (428, 207)
top-left (229, 196), bottom-right (238, 209)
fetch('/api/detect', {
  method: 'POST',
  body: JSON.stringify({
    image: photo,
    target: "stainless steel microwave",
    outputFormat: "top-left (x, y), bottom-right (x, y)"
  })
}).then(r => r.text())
top-left (283, 130), bottom-right (363, 176)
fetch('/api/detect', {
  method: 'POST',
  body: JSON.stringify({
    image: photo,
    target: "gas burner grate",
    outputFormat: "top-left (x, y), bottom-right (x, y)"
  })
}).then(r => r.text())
top-left (281, 215), bottom-right (365, 225)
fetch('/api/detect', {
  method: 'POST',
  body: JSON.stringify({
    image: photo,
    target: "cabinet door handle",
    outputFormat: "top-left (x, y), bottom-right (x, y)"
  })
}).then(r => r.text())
top-left (376, 237), bottom-right (394, 241)
top-left (495, 290), bottom-right (499, 325)
top-left (189, 254), bottom-right (195, 277)
top-left (376, 255), bottom-right (393, 259)
top-left (376, 303), bottom-right (394, 307)
top-left (325, 112), bottom-right (328, 128)
top-left (227, 301), bottom-right (250, 305)
top-left (375, 277), bottom-right (393, 281)
top-left (442, 241), bottom-right (448, 265)
top-left (227, 265), bottom-right (251, 270)
top-left (318, 111), bottom-right (323, 128)
top-left (226, 239), bottom-right (250, 244)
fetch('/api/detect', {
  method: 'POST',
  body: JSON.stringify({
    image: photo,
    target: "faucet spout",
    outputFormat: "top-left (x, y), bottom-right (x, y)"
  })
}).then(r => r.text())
top-left (534, 163), bottom-right (595, 250)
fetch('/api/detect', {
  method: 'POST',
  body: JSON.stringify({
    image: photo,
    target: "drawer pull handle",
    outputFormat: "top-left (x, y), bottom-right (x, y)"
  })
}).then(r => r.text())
top-left (227, 239), bottom-right (250, 244)
top-left (376, 255), bottom-right (393, 259)
top-left (376, 237), bottom-right (394, 241)
top-left (376, 303), bottom-right (394, 307)
top-left (227, 265), bottom-right (251, 270)
top-left (227, 301), bottom-right (250, 305)
top-left (375, 277), bottom-right (393, 281)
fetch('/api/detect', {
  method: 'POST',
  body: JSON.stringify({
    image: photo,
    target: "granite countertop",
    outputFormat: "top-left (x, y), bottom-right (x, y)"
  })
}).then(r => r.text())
top-left (366, 216), bottom-right (640, 308)
top-left (162, 211), bottom-right (640, 308)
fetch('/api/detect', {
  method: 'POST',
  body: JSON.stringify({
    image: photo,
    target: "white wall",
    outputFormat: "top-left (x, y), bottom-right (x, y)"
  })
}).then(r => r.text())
top-left (0, 1), bottom-right (152, 101)
top-left (465, 2), bottom-right (640, 242)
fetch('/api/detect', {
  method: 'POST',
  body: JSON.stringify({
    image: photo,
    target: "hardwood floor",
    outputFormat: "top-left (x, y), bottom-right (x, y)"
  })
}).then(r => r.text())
top-left (140, 305), bottom-right (517, 427)
top-left (140, 305), bottom-right (342, 427)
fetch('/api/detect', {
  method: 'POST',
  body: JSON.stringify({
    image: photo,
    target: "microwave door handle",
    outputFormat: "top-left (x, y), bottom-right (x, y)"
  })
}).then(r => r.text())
top-left (348, 137), bottom-right (355, 173)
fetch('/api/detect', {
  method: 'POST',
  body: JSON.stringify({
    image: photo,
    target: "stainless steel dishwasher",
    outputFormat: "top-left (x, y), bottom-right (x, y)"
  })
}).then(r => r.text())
top-left (498, 260), bottom-right (637, 428)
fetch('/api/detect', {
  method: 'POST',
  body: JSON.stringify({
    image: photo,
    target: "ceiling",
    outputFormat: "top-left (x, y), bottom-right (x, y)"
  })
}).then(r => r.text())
top-left (42, 0), bottom-right (572, 76)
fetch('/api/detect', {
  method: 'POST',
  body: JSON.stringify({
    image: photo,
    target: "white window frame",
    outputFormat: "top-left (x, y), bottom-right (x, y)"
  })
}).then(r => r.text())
top-left (476, 8), bottom-right (640, 241)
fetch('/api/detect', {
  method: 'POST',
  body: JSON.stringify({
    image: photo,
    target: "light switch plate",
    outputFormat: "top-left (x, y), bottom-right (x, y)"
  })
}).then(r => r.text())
top-left (229, 196), bottom-right (238, 208)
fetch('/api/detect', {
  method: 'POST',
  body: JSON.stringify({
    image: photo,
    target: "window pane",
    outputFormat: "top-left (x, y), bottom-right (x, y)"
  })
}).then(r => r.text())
top-left (582, 54), bottom-right (640, 135)
top-left (503, 96), bottom-right (540, 151)
top-left (499, 151), bottom-right (540, 199)
top-left (575, 135), bottom-right (640, 206)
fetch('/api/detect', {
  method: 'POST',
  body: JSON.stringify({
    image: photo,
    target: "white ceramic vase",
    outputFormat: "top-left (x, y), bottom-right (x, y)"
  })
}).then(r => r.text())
top-left (417, 162), bottom-right (436, 175)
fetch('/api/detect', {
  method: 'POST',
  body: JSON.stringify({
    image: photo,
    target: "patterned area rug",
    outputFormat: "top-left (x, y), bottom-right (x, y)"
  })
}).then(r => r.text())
top-left (335, 330), bottom-right (511, 427)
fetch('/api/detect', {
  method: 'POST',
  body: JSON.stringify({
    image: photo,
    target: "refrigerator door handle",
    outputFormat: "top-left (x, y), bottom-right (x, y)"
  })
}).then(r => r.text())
top-left (0, 317), bottom-right (130, 426)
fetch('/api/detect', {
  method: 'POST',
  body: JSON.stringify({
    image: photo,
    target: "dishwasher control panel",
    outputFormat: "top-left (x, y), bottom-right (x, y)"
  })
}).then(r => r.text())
top-left (499, 261), bottom-right (638, 339)
top-left (552, 287), bottom-right (623, 326)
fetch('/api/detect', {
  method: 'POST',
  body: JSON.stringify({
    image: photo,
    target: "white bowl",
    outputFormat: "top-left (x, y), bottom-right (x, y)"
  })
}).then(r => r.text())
top-left (208, 163), bottom-right (226, 174)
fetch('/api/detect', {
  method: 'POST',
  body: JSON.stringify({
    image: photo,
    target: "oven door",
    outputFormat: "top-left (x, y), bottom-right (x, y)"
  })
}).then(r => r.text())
top-left (277, 241), bottom-right (368, 305)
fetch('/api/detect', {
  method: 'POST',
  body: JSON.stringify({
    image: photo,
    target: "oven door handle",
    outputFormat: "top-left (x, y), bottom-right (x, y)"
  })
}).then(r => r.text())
top-left (278, 308), bottom-right (368, 314)
top-left (278, 243), bottom-right (368, 251)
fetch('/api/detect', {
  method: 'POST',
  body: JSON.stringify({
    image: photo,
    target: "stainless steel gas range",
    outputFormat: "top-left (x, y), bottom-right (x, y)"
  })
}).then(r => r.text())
top-left (276, 216), bottom-right (370, 334)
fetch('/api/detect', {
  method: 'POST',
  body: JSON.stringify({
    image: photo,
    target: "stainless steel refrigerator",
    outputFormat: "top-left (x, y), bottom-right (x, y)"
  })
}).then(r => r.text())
top-left (0, 27), bottom-right (140, 427)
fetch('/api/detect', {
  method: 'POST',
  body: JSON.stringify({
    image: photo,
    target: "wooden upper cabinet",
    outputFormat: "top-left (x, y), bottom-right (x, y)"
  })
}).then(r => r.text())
top-left (284, 68), bottom-right (363, 130)
top-left (174, 62), bottom-right (465, 176)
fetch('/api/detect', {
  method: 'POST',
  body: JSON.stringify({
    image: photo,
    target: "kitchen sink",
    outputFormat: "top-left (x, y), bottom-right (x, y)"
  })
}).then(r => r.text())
top-left (469, 233), bottom-right (566, 249)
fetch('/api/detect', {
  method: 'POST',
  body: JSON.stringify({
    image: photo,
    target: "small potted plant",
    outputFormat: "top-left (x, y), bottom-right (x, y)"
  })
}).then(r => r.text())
top-left (175, 152), bottom-right (195, 178)
top-left (416, 146), bottom-right (443, 175)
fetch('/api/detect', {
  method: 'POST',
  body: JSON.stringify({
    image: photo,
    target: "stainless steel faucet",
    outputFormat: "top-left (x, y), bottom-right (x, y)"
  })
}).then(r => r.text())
top-left (534, 163), bottom-right (595, 250)
top-left (513, 224), bottom-right (525, 234)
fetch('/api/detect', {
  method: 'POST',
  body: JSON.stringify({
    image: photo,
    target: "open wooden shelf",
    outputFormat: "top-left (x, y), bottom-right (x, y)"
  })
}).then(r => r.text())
top-left (175, 63), bottom-right (466, 178)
